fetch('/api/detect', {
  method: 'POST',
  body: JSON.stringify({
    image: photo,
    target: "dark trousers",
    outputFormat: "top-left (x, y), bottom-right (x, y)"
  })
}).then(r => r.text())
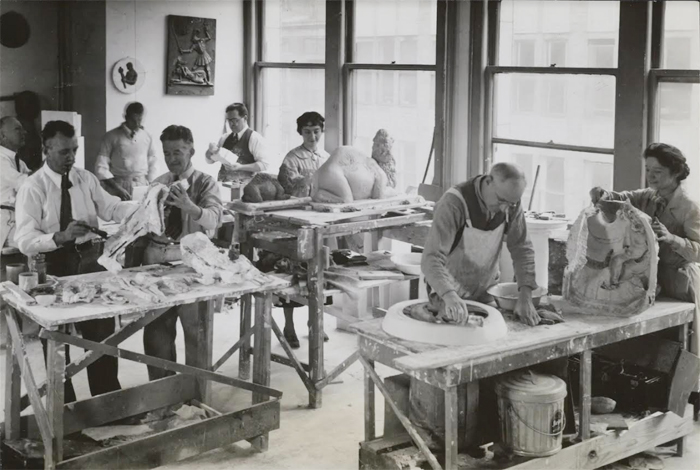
top-left (143, 303), bottom-right (199, 381)
top-left (42, 241), bottom-right (121, 402)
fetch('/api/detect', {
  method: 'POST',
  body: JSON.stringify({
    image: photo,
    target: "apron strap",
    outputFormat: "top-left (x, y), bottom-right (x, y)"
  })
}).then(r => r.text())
top-left (445, 187), bottom-right (471, 255)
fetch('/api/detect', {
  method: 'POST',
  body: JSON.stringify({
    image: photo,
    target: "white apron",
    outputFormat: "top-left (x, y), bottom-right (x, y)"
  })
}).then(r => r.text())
top-left (442, 187), bottom-right (506, 301)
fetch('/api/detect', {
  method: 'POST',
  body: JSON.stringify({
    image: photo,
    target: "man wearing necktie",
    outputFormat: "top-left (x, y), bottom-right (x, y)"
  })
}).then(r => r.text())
top-left (15, 120), bottom-right (138, 402)
top-left (0, 116), bottom-right (31, 248)
top-left (205, 103), bottom-right (271, 195)
top-left (136, 125), bottom-right (223, 380)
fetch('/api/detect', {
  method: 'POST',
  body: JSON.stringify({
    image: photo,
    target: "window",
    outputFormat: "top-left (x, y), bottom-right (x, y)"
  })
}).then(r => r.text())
top-left (258, 0), bottom-right (326, 170)
top-left (350, 0), bottom-right (437, 191)
top-left (499, 1), bottom-right (620, 68)
top-left (491, 1), bottom-right (619, 220)
top-left (546, 39), bottom-right (567, 67)
top-left (663, 1), bottom-right (700, 69)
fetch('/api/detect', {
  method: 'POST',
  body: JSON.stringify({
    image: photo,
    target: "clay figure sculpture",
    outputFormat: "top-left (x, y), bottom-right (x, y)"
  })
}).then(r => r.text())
top-left (371, 129), bottom-right (397, 189)
top-left (118, 62), bottom-right (138, 89)
top-left (382, 299), bottom-right (507, 346)
top-left (562, 200), bottom-right (658, 316)
top-left (98, 183), bottom-right (171, 273)
top-left (311, 146), bottom-right (397, 203)
top-left (241, 172), bottom-right (289, 203)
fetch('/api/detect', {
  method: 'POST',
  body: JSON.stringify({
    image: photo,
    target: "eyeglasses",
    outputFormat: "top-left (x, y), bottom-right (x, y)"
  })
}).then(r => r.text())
top-left (494, 190), bottom-right (520, 209)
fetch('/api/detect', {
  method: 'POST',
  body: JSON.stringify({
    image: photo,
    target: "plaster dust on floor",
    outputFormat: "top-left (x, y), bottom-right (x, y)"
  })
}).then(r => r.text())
top-left (1, 304), bottom-right (700, 470)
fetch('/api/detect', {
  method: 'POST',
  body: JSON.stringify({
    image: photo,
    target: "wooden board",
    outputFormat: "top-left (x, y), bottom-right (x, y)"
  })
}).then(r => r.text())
top-left (228, 197), bottom-right (311, 215)
top-left (0, 264), bottom-right (290, 329)
top-left (310, 195), bottom-right (425, 213)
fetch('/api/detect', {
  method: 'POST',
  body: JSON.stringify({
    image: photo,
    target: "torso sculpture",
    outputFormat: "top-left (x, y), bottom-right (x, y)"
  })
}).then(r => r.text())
top-left (241, 173), bottom-right (288, 203)
top-left (311, 146), bottom-right (395, 203)
top-left (563, 200), bottom-right (658, 316)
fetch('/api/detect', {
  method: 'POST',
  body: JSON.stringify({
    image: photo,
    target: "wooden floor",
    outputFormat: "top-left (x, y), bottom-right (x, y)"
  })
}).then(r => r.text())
top-left (2, 304), bottom-right (699, 470)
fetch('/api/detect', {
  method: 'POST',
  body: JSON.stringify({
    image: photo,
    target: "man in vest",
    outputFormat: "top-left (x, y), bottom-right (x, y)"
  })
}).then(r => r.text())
top-left (205, 103), bottom-right (271, 187)
top-left (0, 116), bottom-right (31, 248)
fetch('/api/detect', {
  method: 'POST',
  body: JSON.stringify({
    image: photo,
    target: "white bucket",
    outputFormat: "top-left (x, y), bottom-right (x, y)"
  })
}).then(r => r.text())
top-left (495, 371), bottom-right (567, 457)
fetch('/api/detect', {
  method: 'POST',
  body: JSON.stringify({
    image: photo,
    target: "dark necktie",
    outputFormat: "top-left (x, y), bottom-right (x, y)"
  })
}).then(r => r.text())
top-left (165, 177), bottom-right (183, 240)
top-left (60, 174), bottom-right (73, 231)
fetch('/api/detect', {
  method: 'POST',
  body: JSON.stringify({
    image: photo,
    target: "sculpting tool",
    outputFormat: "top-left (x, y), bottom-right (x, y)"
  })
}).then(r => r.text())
top-left (77, 222), bottom-right (109, 239)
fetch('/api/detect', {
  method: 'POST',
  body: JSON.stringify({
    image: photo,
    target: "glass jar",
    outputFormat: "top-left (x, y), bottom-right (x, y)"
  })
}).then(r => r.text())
top-left (29, 254), bottom-right (47, 284)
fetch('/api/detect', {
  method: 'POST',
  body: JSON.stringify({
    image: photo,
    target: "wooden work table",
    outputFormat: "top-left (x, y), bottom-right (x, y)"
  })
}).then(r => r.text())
top-left (1, 264), bottom-right (290, 469)
top-left (230, 197), bottom-right (432, 409)
top-left (354, 299), bottom-right (696, 470)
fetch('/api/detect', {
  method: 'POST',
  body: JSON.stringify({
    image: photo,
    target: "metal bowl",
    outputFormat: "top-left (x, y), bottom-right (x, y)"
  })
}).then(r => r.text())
top-left (487, 282), bottom-right (547, 311)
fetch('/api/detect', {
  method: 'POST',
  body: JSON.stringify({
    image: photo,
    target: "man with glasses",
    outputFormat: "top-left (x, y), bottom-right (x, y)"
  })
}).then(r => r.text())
top-left (421, 162), bottom-right (540, 326)
top-left (205, 103), bottom-right (271, 188)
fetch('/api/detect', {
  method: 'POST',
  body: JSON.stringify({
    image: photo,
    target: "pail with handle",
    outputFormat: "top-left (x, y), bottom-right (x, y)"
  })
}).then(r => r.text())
top-left (495, 370), bottom-right (567, 457)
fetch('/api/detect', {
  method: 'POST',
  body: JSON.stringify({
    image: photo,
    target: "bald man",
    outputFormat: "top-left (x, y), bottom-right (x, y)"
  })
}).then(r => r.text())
top-left (0, 116), bottom-right (30, 247)
top-left (422, 162), bottom-right (540, 326)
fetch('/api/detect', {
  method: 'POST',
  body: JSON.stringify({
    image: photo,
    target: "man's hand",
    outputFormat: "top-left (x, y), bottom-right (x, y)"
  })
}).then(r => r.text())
top-left (104, 179), bottom-right (131, 201)
top-left (53, 220), bottom-right (91, 245)
top-left (589, 187), bottom-right (607, 205)
top-left (652, 217), bottom-right (675, 244)
top-left (442, 291), bottom-right (471, 325)
top-left (223, 161), bottom-right (242, 170)
top-left (514, 287), bottom-right (541, 326)
top-left (166, 183), bottom-right (202, 219)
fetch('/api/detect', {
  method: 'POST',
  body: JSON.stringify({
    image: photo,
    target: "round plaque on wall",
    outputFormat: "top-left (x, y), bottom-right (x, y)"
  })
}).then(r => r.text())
top-left (111, 57), bottom-right (146, 94)
top-left (1, 11), bottom-right (31, 48)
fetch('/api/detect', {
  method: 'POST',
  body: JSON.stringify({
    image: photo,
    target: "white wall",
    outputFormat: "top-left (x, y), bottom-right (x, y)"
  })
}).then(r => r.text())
top-left (0, 0), bottom-right (59, 116)
top-left (105, 0), bottom-right (244, 179)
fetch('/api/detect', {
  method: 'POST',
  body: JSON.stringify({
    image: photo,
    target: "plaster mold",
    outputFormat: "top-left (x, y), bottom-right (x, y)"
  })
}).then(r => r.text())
top-left (562, 200), bottom-right (658, 316)
top-left (382, 299), bottom-right (508, 346)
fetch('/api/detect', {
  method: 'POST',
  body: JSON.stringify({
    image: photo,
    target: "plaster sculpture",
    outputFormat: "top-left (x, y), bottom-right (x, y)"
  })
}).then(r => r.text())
top-left (562, 200), bottom-right (658, 316)
top-left (371, 129), bottom-right (397, 189)
top-left (241, 173), bottom-right (289, 203)
top-left (311, 145), bottom-right (397, 204)
top-left (382, 299), bottom-right (508, 346)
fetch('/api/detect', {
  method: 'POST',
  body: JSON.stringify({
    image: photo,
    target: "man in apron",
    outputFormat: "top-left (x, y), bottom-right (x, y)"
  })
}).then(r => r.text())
top-left (413, 162), bottom-right (540, 451)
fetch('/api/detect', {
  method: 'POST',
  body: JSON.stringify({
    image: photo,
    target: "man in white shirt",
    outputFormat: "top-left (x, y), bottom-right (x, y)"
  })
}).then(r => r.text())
top-left (0, 116), bottom-right (31, 248)
top-left (95, 102), bottom-right (158, 201)
top-left (15, 120), bottom-right (137, 402)
top-left (205, 103), bottom-right (271, 185)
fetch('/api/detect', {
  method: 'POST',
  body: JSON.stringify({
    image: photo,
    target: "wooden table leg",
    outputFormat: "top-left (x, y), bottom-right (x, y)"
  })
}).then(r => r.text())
top-left (445, 386), bottom-right (459, 470)
top-left (239, 293), bottom-right (253, 381)
top-left (364, 358), bottom-right (375, 441)
top-left (194, 300), bottom-right (214, 405)
top-left (46, 326), bottom-right (67, 467)
top-left (251, 293), bottom-right (272, 451)
top-left (308, 228), bottom-right (325, 409)
top-left (4, 309), bottom-right (21, 441)
top-left (578, 349), bottom-right (592, 440)
top-left (674, 323), bottom-right (690, 456)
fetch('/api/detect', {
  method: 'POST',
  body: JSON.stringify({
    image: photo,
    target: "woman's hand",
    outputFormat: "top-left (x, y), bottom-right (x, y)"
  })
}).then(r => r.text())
top-left (652, 217), bottom-right (676, 244)
top-left (590, 187), bottom-right (608, 205)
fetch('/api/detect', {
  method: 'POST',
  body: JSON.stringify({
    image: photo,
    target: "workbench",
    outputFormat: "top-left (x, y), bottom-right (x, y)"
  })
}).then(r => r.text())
top-left (354, 299), bottom-right (696, 470)
top-left (230, 197), bottom-right (432, 408)
top-left (1, 264), bottom-right (289, 469)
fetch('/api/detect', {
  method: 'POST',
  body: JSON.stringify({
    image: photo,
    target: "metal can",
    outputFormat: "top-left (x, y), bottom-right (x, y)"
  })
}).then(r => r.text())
top-left (29, 254), bottom-right (47, 284)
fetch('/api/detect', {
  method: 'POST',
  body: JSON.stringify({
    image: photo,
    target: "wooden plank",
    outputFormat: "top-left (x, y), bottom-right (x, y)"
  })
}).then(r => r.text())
top-left (4, 309), bottom-right (21, 440)
top-left (46, 331), bottom-right (66, 465)
top-left (2, 281), bottom-right (37, 306)
top-left (463, 381), bottom-right (479, 449)
top-left (238, 238), bottom-right (255, 381)
top-left (252, 294), bottom-right (272, 404)
top-left (579, 350), bottom-right (592, 440)
top-left (308, 228), bottom-right (326, 408)
top-left (297, 227), bottom-right (315, 260)
top-left (316, 350), bottom-right (360, 390)
top-left (228, 197), bottom-right (311, 215)
top-left (213, 326), bottom-right (254, 371)
top-left (309, 195), bottom-right (425, 213)
top-left (382, 223), bottom-right (431, 246)
top-left (56, 400), bottom-right (280, 470)
top-left (322, 213), bottom-right (429, 236)
top-left (359, 356), bottom-right (442, 470)
top-left (508, 407), bottom-right (693, 470)
top-left (39, 329), bottom-right (283, 399)
top-left (444, 387), bottom-right (459, 470)
top-left (270, 317), bottom-right (316, 393)
top-left (5, 309), bottom-right (54, 448)
top-left (365, 358), bottom-right (376, 441)
top-left (21, 307), bottom-right (170, 412)
top-left (193, 300), bottom-right (214, 404)
top-left (329, 204), bottom-right (428, 224)
top-left (21, 374), bottom-right (196, 438)
top-left (270, 352), bottom-right (311, 373)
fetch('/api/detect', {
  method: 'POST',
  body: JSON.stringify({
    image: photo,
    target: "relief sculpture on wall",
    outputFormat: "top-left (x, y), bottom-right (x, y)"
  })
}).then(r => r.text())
top-left (166, 15), bottom-right (216, 96)
top-left (563, 200), bottom-right (658, 317)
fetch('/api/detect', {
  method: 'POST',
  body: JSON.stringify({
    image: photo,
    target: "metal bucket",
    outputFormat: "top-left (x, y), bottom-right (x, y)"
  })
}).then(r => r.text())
top-left (495, 371), bottom-right (567, 457)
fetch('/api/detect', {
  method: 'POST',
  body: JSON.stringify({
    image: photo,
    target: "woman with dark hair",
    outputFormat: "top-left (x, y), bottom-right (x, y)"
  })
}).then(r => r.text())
top-left (590, 143), bottom-right (700, 354)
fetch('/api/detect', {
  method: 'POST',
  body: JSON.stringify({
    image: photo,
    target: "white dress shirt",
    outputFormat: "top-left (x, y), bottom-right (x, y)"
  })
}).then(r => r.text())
top-left (205, 125), bottom-right (271, 170)
top-left (0, 145), bottom-right (31, 247)
top-left (15, 165), bottom-right (137, 256)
